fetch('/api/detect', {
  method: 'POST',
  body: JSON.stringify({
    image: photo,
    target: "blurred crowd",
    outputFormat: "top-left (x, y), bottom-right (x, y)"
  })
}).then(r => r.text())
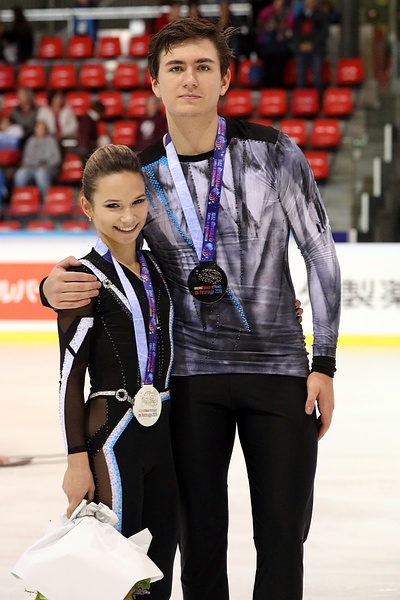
top-left (0, 0), bottom-right (342, 217)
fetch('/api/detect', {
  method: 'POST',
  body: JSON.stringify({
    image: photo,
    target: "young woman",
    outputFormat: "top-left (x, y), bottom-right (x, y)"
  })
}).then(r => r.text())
top-left (57, 144), bottom-right (178, 600)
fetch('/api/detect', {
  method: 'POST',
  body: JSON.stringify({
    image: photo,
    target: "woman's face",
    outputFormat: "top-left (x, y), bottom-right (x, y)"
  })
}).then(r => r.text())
top-left (51, 92), bottom-right (65, 111)
top-left (82, 171), bottom-right (148, 251)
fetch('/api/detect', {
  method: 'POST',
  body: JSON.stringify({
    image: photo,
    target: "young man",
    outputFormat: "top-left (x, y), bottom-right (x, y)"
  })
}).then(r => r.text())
top-left (41, 18), bottom-right (340, 600)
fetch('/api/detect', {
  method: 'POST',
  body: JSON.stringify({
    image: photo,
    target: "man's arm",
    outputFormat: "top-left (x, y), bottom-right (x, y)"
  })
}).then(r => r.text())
top-left (41, 256), bottom-right (101, 310)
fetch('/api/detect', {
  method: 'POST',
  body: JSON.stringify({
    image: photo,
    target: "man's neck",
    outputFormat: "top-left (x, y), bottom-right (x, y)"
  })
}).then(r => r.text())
top-left (166, 113), bottom-right (219, 156)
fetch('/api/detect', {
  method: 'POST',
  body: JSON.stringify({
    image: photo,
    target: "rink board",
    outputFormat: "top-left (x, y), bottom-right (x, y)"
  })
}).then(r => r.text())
top-left (1, 234), bottom-right (399, 346)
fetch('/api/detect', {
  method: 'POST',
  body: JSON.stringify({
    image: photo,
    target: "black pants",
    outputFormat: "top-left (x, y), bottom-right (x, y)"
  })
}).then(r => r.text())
top-left (170, 373), bottom-right (318, 600)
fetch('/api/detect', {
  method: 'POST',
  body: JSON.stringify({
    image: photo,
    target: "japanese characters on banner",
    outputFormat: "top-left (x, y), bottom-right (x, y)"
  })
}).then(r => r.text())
top-left (0, 235), bottom-right (399, 340)
top-left (288, 241), bottom-right (400, 339)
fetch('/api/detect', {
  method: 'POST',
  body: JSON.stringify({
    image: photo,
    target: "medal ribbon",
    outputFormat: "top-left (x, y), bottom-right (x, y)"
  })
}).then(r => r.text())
top-left (94, 238), bottom-right (157, 386)
top-left (165, 115), bottom-right (227, 263)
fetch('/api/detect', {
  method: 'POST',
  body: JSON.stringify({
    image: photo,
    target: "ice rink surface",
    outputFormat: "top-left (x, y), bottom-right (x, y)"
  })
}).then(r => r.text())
top-left (0, 343), bottom-right (399, 599)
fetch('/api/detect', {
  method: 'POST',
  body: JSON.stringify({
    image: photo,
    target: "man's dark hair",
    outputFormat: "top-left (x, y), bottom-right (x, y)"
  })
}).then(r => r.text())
top-left (148, 17), bottom-right (236, 80)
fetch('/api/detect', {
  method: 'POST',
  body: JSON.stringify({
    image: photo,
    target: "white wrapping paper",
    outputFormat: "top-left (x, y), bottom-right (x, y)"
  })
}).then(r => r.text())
top-left (11, 501), bottom-right (163, 600)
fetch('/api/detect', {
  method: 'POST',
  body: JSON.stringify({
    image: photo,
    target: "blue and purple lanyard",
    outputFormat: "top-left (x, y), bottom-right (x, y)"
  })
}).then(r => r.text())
top-left (165, 116), bottom-right (227, 263)
top-left (95, 238), bottom-right (157, 387)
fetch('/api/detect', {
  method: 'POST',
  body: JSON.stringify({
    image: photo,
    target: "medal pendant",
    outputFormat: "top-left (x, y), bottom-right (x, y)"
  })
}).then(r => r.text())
top-left (133, 385), bottom-right (162, 427)
top-left (187, 262), bottom-right (228, 304)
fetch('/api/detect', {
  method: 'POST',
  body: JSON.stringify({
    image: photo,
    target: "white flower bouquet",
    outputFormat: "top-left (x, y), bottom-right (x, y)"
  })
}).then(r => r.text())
top-left (12, 501), bottom-right (163, 600)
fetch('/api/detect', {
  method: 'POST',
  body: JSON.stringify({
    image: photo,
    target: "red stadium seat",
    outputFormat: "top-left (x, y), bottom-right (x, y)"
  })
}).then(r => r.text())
top-left (1, 92), bottom-right (18, 116)
top-left (309, 118), bottom-right (341, 149)
top-left (112, 63), bottom-right (140, 89)
top-left (79, 63), bottom-right (107, 90)
top-left (37, 36), bottom-right (63, 59)
top-left (58, 153), bottom-right (83, 183)
top-left (284, 58), bottom-right (297, 88)
top-left (223, 89), bottom-right (253, 118)
top-left (0, 220), bottom-right (21, 232)
top-left (48, 64), bottom-right (77, 90)
top-left (248, 118), bottom-right (273, 127)
top-left (306, 59), bottom-right (331, 87)
top-left (237, 59), bottom-right (263, 88)
top-left (97, 120), bottom-right (108, 138)
top-left (335, 58), bottom-right (364, 86)
top-left (66, 91), bottom-right (91, 117)
top-left (41, 186), bottom-right (74, 217)
top-left (27, 220), bottom-right (55, 232)
top-left (97, 36), bottom-right (122, 59)
top-left (322, 88), bottom-right (353, 117)
top-left (17, 64), bottom-right (46, 90)
top-left (141, 66), bottom-right (153, 89)
top-left (280, 119), bottom-right (307, 147)
top-left (66, 35), bottom-right (93, 59)
top-left (0, 149), bottom-right (22, 166)
top-left (0, 65), bottom-right (15, 91)
top-left (290, 89), bottom-right (319, 117)
top-left (125, 91), bottom-right (152, 119)
top-left (128, 35), bottom-right (151, 58)
top-left (111, 121), bottom-right (138, 147)
top-left (257, 89), bottom-right (288, 118)
top-left (61, 220), bottom-right (90, 232)
top-left (7, 187), bottom-right (40, 218)
top-left (98, 91), bottom-right (124, 119)
top-left (303, 150), bottom-right (329, 180)
top-left (34, 91), bottom-right (48, 107)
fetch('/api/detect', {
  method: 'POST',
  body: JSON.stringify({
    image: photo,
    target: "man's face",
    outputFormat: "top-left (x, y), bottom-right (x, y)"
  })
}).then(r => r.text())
top-left (151, 38), bottom-right (230, 122)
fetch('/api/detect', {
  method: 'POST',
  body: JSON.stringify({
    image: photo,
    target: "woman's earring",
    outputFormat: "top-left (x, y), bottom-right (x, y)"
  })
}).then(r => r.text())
top-left (88, 216), bottom-right (92, 222)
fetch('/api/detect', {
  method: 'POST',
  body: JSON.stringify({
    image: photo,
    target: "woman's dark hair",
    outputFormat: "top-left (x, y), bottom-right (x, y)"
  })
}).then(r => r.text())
top-left (148, 17), bottom-right (236, 79)
top-left (47, 89), bottom-right (65, 105)
top-left (82, 144), bottom-right (143, 203)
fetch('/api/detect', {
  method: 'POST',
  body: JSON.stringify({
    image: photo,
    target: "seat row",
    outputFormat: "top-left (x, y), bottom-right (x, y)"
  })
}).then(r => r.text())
top-left (0, 53), bottom-right (365, 94)
top-left (37, 34), bottom-right (151, 61)
top-left (1, 86), bottom-right (353, 128)
top-left (0, 61), bottom-right (153, 92)
top-left (36, 34), bottom-right (365, 88)
top-left (0, 217), bottom-right (90, 233)
top-left (0, 89), bottom-right (154, 122)
top-left (4, 185), bottom-right (83, 221)
top-left (222, 87), bottom-right (354, 119)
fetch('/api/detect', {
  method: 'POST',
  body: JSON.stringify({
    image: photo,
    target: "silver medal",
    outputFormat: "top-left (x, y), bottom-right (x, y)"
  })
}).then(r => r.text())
top-left (133, 385), bottom-right (162, 427)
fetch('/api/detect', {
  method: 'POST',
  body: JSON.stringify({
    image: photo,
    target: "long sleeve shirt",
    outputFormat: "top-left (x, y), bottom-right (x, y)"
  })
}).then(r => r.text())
top-left (139, 117), bottom-right (341, 378)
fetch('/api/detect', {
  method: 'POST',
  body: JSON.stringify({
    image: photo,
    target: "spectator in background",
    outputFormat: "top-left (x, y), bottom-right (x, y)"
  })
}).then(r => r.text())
top-left (36, 90), bottom-right (78, 146)
top-left (256, 0), bottom-right (294, 88)
top-left (14, 121), bottom-right (62, 202)
top-left (0, 6), bottom-right (34, 64)
top-left (292, 0), bottom-right (304, 19)
top-left (134, 96), bottom-right (167, 153)
top-left (188, 0), bottom-right (209, 22)
top-left (0, 114), bottom-right (24, 214)
top-left (76, 100), bottom-right (109, 163)
top-left (217, 0), bottom-right (252, 69)
top-left (73, 0), bottom-right (98, 43)
top-left (154, 0), bottom-right (182, 33)
top-left (9, 87), bottom-right (38, 144)
top-left (0, 114), bottom-right (24, 148)
top-left (319, 0), bottom-right (341, 25)
top-left (0, 18), bottom-right (9, 63)
top-left (292, 0), bottom-right (328, 96)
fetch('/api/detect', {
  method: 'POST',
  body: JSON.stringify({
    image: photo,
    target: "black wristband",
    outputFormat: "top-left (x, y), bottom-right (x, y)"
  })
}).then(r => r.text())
top-left (311, 355), bottom-right (336, 378)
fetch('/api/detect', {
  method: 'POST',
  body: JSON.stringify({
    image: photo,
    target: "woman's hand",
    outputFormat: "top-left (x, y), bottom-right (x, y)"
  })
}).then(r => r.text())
top-left (62, 452), bottom-right (95, 518)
